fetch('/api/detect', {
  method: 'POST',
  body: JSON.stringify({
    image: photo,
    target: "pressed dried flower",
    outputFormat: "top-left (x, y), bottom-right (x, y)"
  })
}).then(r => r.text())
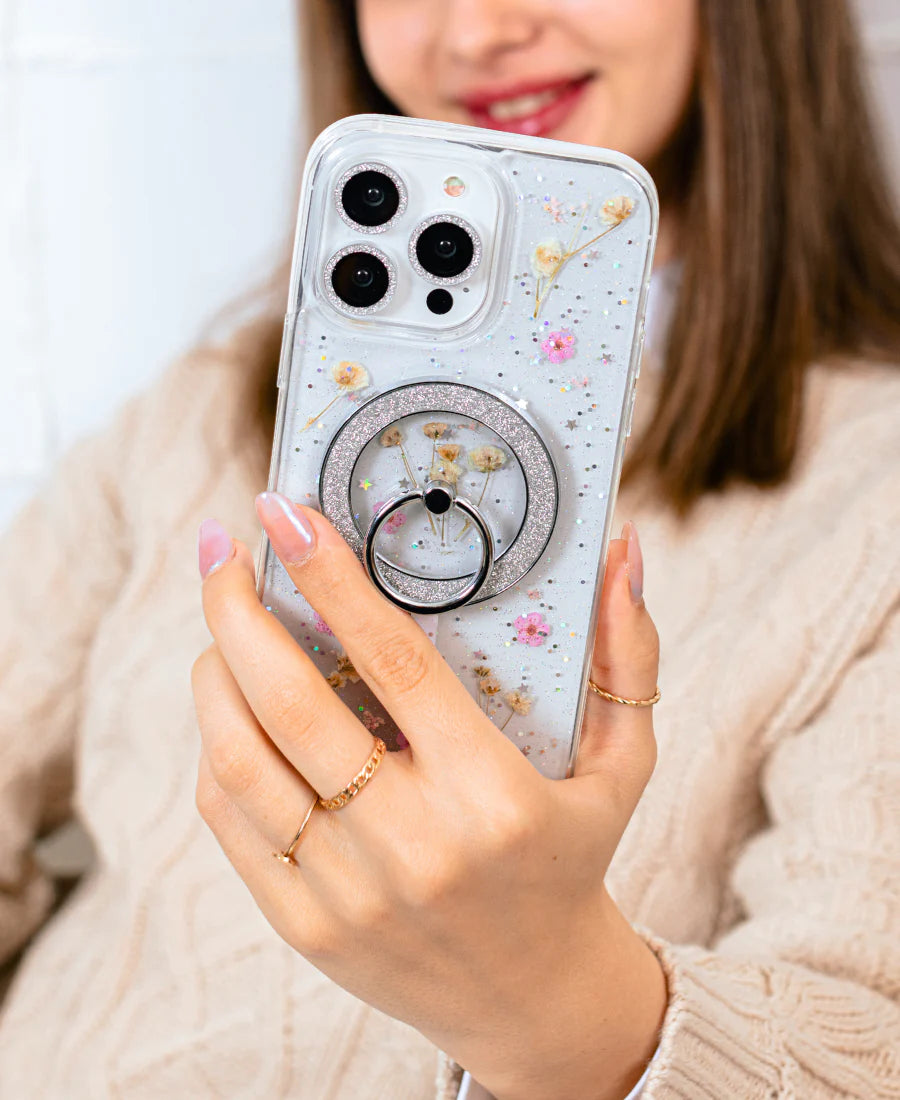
top-left (314, 614), bottom-right (334, 636)
top-left (543, 197), bottom-right (565, 224)
top-left (504, 689), bottom-right (533, 716)
top-left (531, 239), bottom-right (565, 279)
top-left (599, 195), bottom-right (635, 226)
top-left (430, 459), bottom-right (463, 485)
top-left (530, 195), bottom-right (636, 319)
top-left (380, 425), bottom-right (403, 447)
top-left (541, 330), bottom-right (576, 364)
top-left (479, 675), bottom-right (502, 696)
top-left (336, 653), bottom-right (361, 682)
top-left (361, 709), bottom-right (385, 732)
top-left (468, 445), bottom-right (506, 473)
top-left (332, 361), bottom-right (369, 391)
top-left (422, 421), bottom-right (448, 440)
top-left (326, 672), bottom-right (346, 690)
top-left (436, 443), bottom-right (461, 462)
top-left (301, 360), bottom-right (371, 431)
top-left (472, 665), bottom-right (493, 679)
top-left (514, 611), bottom-right (550, 647)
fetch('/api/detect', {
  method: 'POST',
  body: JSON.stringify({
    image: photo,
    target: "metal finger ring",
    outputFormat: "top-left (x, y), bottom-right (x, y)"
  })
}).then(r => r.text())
top-left (363, 478), bottom-right (494, 613)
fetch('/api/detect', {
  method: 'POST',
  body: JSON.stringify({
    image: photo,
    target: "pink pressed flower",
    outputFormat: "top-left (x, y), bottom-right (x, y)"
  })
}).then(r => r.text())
top-left (514, 611), bottom-right (550, 647)
top-left (541, 330), bottom-right (575, 364)
top-left (396, 730), bottom-right (409, 749)
top-left (374, 500), bottom-right (406, 534)
top-left (314, 615), bottom-right (334, 636)
top-left (361, 709), bottom-right (386, 733)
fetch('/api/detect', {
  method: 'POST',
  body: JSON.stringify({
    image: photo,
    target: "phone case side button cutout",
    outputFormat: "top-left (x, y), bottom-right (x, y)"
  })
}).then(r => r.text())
top-left (276, 311), bottom-right (297, 391)
top-left (624, 379), bottom-right (638, 437)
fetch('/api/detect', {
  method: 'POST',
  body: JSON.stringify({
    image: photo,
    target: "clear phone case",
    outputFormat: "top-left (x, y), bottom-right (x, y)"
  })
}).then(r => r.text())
top-left (258, 114), bottom-right (657, 780)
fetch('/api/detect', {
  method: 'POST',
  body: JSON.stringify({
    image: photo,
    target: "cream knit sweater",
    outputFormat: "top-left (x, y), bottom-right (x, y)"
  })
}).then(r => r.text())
top-left (0, 339), bottom-right (898, 1099)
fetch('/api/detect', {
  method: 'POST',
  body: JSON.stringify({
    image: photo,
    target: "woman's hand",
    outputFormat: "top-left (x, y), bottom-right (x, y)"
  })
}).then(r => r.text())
top-left (191, 492), bottom-right (666, 1100)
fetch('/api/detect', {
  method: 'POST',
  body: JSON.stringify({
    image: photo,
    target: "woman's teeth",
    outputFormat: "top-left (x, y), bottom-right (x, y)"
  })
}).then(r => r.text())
top-left (486, 87), bottom-right (567, 121)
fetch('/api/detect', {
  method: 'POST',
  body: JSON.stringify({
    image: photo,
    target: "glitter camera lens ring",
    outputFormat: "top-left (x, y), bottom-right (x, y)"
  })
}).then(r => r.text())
top-left (408, 214), bottom-right (483, 286)
top-left (324, 244), bottom-right (397, 317)
top-left (334, 162), bottom-right (408, 234)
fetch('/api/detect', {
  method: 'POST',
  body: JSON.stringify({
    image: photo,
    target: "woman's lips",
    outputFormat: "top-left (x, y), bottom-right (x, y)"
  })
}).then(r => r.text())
top-left (460, 75), bottom-right (593, 138)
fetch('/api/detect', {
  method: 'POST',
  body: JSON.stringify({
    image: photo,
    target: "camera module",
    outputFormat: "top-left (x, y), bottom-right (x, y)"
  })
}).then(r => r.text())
top-left (325, 245), bottom-right (395, 314)
top-left (336, 163), bottom-right (407, 232)
top-left (409, 215), bottom-right (482, 285)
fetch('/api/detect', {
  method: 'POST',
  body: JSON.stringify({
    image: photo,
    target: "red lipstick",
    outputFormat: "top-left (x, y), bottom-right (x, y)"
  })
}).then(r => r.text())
top-left (460, 75), bottom-right (593, 138)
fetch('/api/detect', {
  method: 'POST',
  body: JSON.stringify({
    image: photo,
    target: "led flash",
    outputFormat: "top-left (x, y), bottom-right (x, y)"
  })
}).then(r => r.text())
top-left (443, 175), bottom-right (466, 198)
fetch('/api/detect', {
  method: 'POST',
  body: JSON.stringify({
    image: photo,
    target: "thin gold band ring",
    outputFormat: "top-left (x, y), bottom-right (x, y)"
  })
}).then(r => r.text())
top-left (273, 737), bottom-right (388, 865)
top-left (588, 679), bottom-right (661, 707)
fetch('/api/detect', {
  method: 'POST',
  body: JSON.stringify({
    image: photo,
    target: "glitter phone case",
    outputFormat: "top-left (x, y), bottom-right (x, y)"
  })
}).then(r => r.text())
top-left (258, 114), bottom-right (657, 780)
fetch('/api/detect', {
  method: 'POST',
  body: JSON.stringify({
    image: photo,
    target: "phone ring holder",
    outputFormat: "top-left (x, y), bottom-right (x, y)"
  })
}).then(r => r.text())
top-left (364, 480), bottom-right (495, 613)
top-left (318, 380), bottom-right (559, 613)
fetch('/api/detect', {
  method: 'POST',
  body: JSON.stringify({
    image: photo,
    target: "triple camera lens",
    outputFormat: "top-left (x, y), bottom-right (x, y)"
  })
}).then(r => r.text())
top-left (329, 165), bottom-right (481, 314)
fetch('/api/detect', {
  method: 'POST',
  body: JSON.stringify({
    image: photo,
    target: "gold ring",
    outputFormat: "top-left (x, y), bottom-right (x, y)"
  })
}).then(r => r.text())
top-left (588, 679), bottom-right (661, 707)
top-left (318, 737), bottom-right (387, 811)
top-left (273, 794), bottom-right (317, 865)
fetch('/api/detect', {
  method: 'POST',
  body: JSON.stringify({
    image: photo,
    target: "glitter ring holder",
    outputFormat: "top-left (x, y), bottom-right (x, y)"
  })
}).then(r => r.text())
top-left (318, 380), bottom-right (559, 611)
top-left (364, 480), bottom-right (495, 613)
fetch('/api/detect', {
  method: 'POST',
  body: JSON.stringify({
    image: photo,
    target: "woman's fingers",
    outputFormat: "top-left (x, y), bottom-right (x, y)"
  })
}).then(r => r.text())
top-left (192, 643), bottom-right (323, 850)
top-left (198, 525), bottom-right (379, 801)
top-left (254, 492), bottom-right (498, 765)
top-left (572, 521), bottom-right (659, 812)
top-left (194, 752), bottom-right (340, 961)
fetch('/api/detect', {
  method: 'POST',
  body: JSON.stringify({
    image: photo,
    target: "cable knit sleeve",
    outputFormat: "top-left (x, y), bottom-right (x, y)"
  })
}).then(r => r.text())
top-left (0, 396), bottom-right (139, 969)
top-left (637, 599), bottom-right (900, 1099)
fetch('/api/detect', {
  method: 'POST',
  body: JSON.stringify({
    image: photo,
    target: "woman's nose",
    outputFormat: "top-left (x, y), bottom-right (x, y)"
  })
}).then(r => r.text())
top-left (440, 0), bottom-right (543, 67)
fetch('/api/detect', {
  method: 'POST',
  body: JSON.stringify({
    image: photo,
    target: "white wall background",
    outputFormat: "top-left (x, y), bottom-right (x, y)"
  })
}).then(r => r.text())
top-left (0, 0), bottom-right (300, 530)
top-left (0, 1), bottom-right (898, 534)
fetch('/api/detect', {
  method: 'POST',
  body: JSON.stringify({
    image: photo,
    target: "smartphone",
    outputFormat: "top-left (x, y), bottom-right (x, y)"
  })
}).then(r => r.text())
top-left (258, 113), bottom-right (657, 781)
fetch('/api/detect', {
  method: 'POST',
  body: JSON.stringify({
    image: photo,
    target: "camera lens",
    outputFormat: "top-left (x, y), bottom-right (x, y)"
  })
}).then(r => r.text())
top-left (337, 164), bottom-right (405, 231)
top-left (410, 216), bottom-right (481, 285)
top-left (326, 245), bottom-right (395, 313)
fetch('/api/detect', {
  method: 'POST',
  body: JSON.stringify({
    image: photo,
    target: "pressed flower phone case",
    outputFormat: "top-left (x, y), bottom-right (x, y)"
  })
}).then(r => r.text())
top-left (258, 113), bottom-right (657, 780)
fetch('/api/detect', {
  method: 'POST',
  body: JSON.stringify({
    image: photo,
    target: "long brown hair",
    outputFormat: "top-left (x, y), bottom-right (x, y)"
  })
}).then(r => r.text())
top-left (238, 0), bottom-right (900, 516)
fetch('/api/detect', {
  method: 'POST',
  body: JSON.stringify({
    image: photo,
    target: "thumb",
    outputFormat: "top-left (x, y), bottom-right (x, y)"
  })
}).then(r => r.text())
top-left (572, 521), bottom-right (660, 807)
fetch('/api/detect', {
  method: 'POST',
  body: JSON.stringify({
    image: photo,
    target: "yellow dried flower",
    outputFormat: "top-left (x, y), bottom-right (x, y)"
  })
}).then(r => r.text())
top-left (472, 665), bottom-right (493, 679)
top-left (531, 239), bottom-right (565, 279)
top-left (380, 426), bottom-right (403, 447)
top-left (504, 689), bottom-right (533, 716)
top-left (479, 675), bottom-right (502, 697)
top-left (423, 421), bottom-right (448, 440)
top-left (599, 196), bottom-right (635, 227)
top-left (332, 361), bottom-right (369, 391)
top-left (336, 653), bottom-right (360, 683)
top-left (430, 459), bottom-right (462, 485)
top-left (326, 672), bottom-right (346, 690)
top-left (468, 445), bottom-right (506, 473)
top-left (436, 443), bottom-right (461, 462)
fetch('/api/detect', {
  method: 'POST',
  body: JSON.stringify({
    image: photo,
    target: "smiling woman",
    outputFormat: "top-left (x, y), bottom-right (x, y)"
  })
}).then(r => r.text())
top-left (0, 1), bottom-right (899, 1099)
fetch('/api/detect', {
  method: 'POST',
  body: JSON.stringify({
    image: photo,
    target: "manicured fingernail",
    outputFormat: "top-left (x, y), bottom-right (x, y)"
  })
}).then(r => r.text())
top-left (256, 492), bottom-right (317, 565)
top-left (621, 520), bottom-right (644, 606)
top-left (198, 519), bottom-right (234, 579)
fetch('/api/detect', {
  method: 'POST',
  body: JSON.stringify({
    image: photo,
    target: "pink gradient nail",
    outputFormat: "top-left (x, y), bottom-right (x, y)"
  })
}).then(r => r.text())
top-left (621, 520), bottom-right (644, 606)
top-left (198, 519), bottom-right (234, 579)
top-left (255, 492), bottom-right (317, 565)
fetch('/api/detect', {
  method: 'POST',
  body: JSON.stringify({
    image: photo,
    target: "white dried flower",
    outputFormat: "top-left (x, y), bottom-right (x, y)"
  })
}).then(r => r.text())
top-left (531, 239), bottom-right (565, 278)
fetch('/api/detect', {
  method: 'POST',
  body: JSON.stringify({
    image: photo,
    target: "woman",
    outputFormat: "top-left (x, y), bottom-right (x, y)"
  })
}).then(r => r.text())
top-left (1, 0), bottom-right (898, 1096)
